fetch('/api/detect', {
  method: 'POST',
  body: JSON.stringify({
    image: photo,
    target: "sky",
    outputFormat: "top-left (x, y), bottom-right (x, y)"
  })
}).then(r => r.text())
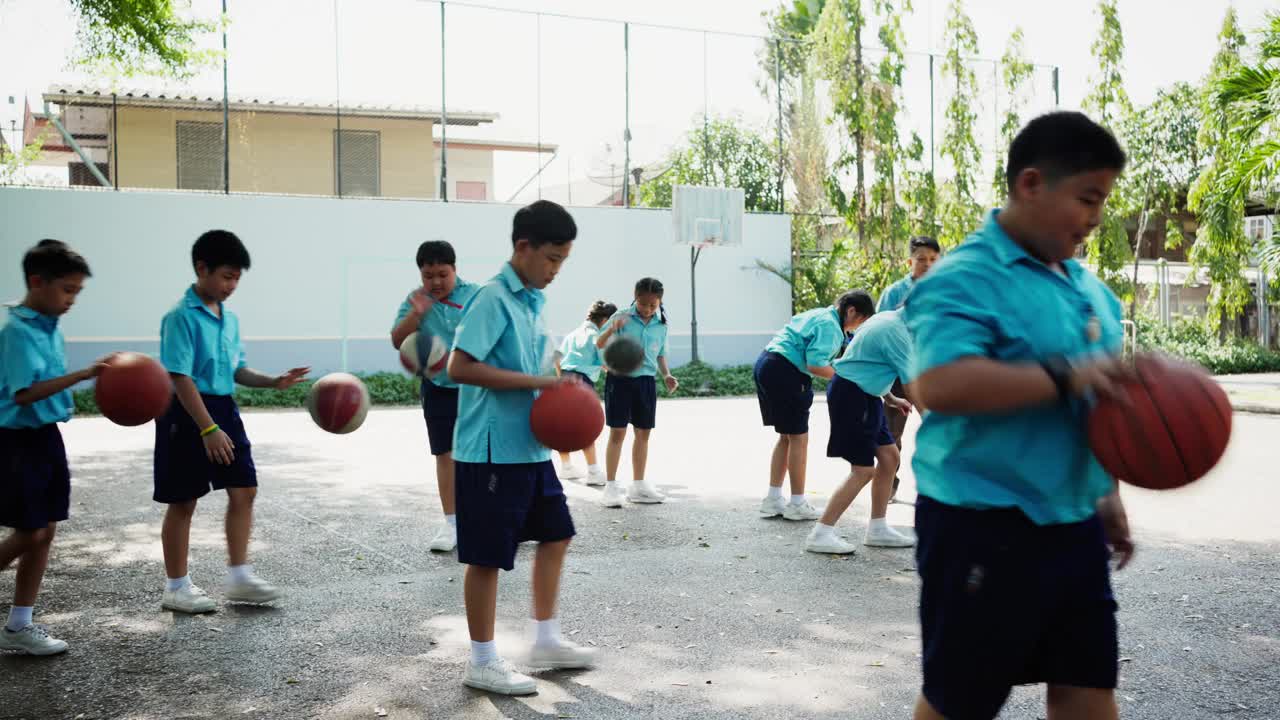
top-left (0, 0), bottom-right (1273, 201)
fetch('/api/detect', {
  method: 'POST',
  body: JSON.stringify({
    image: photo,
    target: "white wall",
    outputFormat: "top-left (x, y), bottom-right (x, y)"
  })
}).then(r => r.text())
top-left (0, 187), bottom-right (793, 374)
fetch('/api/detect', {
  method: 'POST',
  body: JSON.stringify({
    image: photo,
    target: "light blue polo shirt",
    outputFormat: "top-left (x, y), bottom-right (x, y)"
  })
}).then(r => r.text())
top-left (159, 286), bottom-right (246, 396)
top-left (606, 305), bottom-right (668, 378)
top-left (392, 277), bottom-right (479, 389)
top-left (764, 306), bottom-right (845, 376)
top-left (905, 210), bottom-right (1124, 526)
top-left (558, 321), bottom-right (604, 382)
top-left (0, 306), bottom-right (73, 428)
top-left (452, 263), bottom-right (552, 465)
top-left (833, 309), bottom-right (913, 396)
top-left (877, 275), bottom-right (914, 312)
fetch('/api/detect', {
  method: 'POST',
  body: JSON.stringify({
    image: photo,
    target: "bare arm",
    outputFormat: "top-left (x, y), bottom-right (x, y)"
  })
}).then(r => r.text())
top-left (14, 368), bottom-right (94, 406)
top-left (234, 366), bottom-right (310, 390)
top-left (595, 318), bottom-right (625, 349)
top-left (448, 349), bottom-right (556, 391)
top-left (171, 374), bottom-right (216, 429)
top-left (914, 356), bottom-right (1129, 415)
top-left (553, 353), bottom-right (563, 378)
top-left (807, 365), bottom-right (835, 380)
top-left (391, 309), bottom-right (425, 349)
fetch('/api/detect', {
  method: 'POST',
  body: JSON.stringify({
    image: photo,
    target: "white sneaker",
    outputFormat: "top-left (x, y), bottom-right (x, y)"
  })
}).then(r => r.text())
top-left (782, 500), bottom-right (822, 521)
top-left (429, 523), bottom-right (458, 552)
top-left (464, 657), bottom-right (537, 695)
top-left (225, 574), bottom-right (282, 604)
top-left (558, 463), bottom-right (586, 480)
top-left (0, 624), bottom-right (67, 655)
top-left (161, 583), bottom-right (217, 614)
top-left (626, 481), bottom-right (666, 504)
top-left (758, 496), bottom-right (786, 517)
top-left (805, 529), bottom-right (857, 555)
top-left (529, 640), bottom-right (597, 669)
top-left (600, 484), bottom-right (625, 508)
top-left (585, 467), bottom-right (607, 487)
top-left (864, 524), bottom-right (916, 548)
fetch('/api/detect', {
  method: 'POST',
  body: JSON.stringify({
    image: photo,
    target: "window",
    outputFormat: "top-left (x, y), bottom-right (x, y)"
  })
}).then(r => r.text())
top-left (456, 181), bottom-right (487, 201)
top-left (176, 121), bottom-right (223, 191)
top-left (334, 130), bottom-right (380, 197)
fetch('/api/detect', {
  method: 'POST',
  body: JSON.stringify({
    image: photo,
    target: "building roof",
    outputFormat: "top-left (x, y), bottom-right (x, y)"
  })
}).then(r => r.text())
top-left (43, 86), bottom-right (498, 126)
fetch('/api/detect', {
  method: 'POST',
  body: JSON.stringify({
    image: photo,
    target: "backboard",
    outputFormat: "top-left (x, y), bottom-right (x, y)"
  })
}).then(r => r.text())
top-left (672, 185), bottom-right (745, 249)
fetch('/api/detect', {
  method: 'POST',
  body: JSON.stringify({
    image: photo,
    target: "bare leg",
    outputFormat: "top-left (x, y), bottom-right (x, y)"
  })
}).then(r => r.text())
top-left (436, 452), bottom-right (456, 515)
top-left (531, 539), bottom-right (570, 621)
top-left (0, 530), bottom-right (37, 572)
top-left (13, 524), bottom-right (55, 607)
top-left (769, 435), bottom-right (788, 491)
top-left (818, 466), bottom-right (874, 527)
top-left (605, 428), bottom-right (626, 481)
top-left (464, 565), bottom-right (500, 642)
top-left (558, 451), bottom-right (573, 467)
top-left (161, 500), bottom-right (198, 579)
top-left (1047, 685), bottom-right (1119, 720)
top-left (786, 433), bottom-right (809, 496)
top-left (868, 444), bottom-right (901, 521)
top-left (631, 428), bottom-right (651, 480)
top-left (225, 487), bottom-right (257, 567)
top-left (912, 694), bottom-right (947, 720)
top-left (582, 443), bottom-right (598, 467)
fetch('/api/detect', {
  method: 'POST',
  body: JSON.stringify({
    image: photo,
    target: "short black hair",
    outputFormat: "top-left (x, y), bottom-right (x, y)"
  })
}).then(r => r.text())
top-left (22, 239), bottom-right (91, 287)
top-left (416, 240), bottom-right (456, 268)
top-left (587, 300), bottom-right (617, 324)
top-left (909, 236), bottom-right (941, 254)
top-left (836, 290), bottom-right (875, 321)
top-left (192, 230), bottom-right (251, 271)
top-left (512, 200), bottom-right (577, 248)
top-left (1006, 111), bottom-right (1127, 192)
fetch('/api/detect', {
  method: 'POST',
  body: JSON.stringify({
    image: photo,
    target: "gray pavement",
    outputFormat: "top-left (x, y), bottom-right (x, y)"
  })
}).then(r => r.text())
top-left (1216, 373), bottom-right (1280, 415)
top-left (0, 399), bottom-right (1277, 719)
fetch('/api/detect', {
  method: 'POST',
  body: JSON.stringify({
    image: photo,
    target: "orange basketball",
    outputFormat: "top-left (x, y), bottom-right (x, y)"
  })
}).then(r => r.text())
top-left (306, 373), bottom-right (370, 434)
top-left (94, 352), bottom-right (173, 426)
top-left (530, 380), bottom-right (604, 452)
top-left (1087, 354), bottom-right (1232, 490)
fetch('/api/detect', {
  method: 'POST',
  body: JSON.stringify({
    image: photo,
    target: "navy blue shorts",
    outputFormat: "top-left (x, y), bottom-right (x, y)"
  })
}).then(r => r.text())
top-left (0, 425), bottom-right (71, 530)
top-left (753, 351), bottom-right (814, 435)
top-left (455, 459), bottom-right (575, 571)
top-left (154, 394), bottom-right (257, 504)
top-left (825, 375), bottom-right (893, 466)
top-left (604, 374), bottom-right (657, 430)
top-left (916, 496), bottom-right (1119, 719)
top-left (421, 381), bottom-right (459, 457)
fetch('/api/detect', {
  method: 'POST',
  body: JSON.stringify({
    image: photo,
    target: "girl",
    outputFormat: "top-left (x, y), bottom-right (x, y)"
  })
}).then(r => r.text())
top-left (553, 300), bottom-right (616, 486)
top-left (595, 278), bottom-right (678, 507)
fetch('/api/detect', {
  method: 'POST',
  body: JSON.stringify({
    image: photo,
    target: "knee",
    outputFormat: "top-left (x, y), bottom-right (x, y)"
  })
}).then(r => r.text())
top-left (227, 488), bottom-right (257, 508)
top-left (609, 428), bottom-right (627, 442)
top-left (168, 500), bottom-right (198, 518)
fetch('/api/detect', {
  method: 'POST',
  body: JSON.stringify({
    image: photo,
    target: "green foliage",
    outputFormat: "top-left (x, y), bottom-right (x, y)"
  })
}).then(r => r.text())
top-left (936, 0), bottom-right (983, 249)
top-left (637, 116), bottom-right (782, 212)
top-left (814, 0), bottom-right (869, 244)
top-left (1134, 314), bottom-right (1280, 374)
top-left (993, 27), bottom-right (1033, 204)
top-left (760, 0), bottom-right (829, 102)
top-left (70, 0), bottom-right (220, 78)
top-left (0, 131), bottom-right (48, 186)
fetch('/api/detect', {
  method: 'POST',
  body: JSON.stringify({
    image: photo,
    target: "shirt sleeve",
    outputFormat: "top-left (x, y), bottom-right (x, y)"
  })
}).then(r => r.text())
top-left (391, 297), bottom-right (414, 332)
top-left (804, 318), bottom-right (844, 368)
top-left (159, 312), bottom-right (196, 377)
top-left (453, 289), bottom-right (508, 364)
top-left (0, 327), bottom-right (43, 399)
top-left (904, 265), bottom-right (1002, 377)
top-left (658, 324), bottom-right (669, 359)
top-left (876, 284), bottom-right (898, 313)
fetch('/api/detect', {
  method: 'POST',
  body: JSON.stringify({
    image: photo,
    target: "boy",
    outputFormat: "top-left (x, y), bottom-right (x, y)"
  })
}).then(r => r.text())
top-left (754, 291), bottom-right (870, 522)
top-left (905, 111), bottom-right (1135, 720)
top-left (0, 240), bottom-right (104, 655)
top-left (878, 235), bottom-right (941, 501)
top-left (391, 240), bottom-right (480, 553)
top-left (447, 200), bottom-right (594, 695)
top-left (805, 306), bottom-right (918, 554)
top-left (154, 230), bottom-right (309, 614)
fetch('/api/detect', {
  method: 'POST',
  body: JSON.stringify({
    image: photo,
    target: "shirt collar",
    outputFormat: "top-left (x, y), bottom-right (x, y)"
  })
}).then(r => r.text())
top-left (10, 304), bottom-right (58, 332)
top-left (499, 263), bottom-right (545, 311)
top-left (184, 285), bottom-right (224, 319)
top-left (982, 209), bottom-right (1085, 279)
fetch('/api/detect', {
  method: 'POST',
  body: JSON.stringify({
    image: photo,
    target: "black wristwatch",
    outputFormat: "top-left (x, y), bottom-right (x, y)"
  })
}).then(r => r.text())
top-left (1040, 355), bottom-right (1073, 401)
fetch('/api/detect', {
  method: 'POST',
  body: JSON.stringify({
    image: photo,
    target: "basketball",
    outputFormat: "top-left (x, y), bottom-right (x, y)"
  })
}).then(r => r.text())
top-left (307, 372), bottom-right (370, 434)
top-left (400, 331), bottom-right (449, 379)
top-left (1087, 354), bottom-right (1232, 490)
top-left (94, 352), bottom-right (173, 426)
top-left (530, 380), bottom-right (605, 452)
top-left (603, 336), bottom-right (644, 375)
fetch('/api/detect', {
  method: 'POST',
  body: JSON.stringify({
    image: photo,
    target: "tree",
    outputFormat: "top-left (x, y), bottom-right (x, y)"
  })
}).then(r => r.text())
top-left (936, 0), bottom-right (982, 249)
top-left (636, 116), bottom-right (783, 213)
top-left (69, 0), bottom-right (218, 78)
top-left (1082, 0), bottom-right (1134, 293)
top-left (759, 0), bottom-right (829, 106)
top-left (814, 0), bottom-right (870, 244)
top-left (993, 27), bottom-right (1033, 204)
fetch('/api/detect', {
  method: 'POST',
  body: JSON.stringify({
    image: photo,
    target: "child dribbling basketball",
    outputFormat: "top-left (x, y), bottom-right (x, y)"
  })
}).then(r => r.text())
top-left (595, 278), bottom-right (678, 507)
top-left (552, 300), bottom-right (616, 486)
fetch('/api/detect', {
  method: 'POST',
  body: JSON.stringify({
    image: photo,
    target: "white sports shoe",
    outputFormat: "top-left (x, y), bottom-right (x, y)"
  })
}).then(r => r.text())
top-left (429, 523), bottom-right (458, 552)
top-left (585, 467), bottom-right (607, 487)
top-left (0, 624), bottom-right (67, 655)
top-left (758, 496), bottom-right (786, 517)
top-left (464, 657), bottom-right (537, 695)
top-left (782, 500), bottom-right (822, 521)
top-left (558, 463), bottom-right (586, 480)
top-left (864, 524), bottom-right (916, 548)
top-left (161, 583), bottom-right (217, 614)
top-left (626, 481), bottom-right (666, 504)
top-left (225, 574), bottom-right (282, 604)
top-left (529, 640), bottom-right (597, 669)
top-left (805, 528), bottom-right (857, 555)
top-left (600, 484), bottom-right (625, 508)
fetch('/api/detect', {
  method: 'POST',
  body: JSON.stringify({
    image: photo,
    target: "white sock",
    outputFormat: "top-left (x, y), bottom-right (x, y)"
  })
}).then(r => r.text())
top-left (813, 522), bottom-right (836, 538)
top-left (445, 514), bottom-right (457, 528)
top-left (165, 575), bottom-right (192, 592)
top-left (633, 478), bottom-right (646, 486)
top-left (471, 639), bottom-right (497, 666)
top-left (587, 464), bottom-right (602, 473)
top-left (5, 606), bottom-right (33, 631)
top-left (228, 564), bottom-right (253, 584)
top-left (789, 494), bottom-right (806, 506)
top-left (767, 486), bottom-right (783, 500)
top-left (605, 480), bottom-right (618, 491)
top-left (533, 617), bottom-right (561, 648)
top-left (868, 517), bottom-right (889, 533)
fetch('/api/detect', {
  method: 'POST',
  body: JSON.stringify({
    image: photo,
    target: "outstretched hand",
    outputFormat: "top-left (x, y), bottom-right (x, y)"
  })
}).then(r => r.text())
top-left (273, 367), bottom-right (311, 390)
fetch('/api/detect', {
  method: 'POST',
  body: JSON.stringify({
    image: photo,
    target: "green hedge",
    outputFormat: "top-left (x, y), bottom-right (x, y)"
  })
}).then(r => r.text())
top-left (1134, 315), bottom-right (1280, 375)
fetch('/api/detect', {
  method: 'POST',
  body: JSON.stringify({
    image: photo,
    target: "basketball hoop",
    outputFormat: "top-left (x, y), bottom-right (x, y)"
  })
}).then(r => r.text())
top-left (672, 186), bottom-right (746, 364)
